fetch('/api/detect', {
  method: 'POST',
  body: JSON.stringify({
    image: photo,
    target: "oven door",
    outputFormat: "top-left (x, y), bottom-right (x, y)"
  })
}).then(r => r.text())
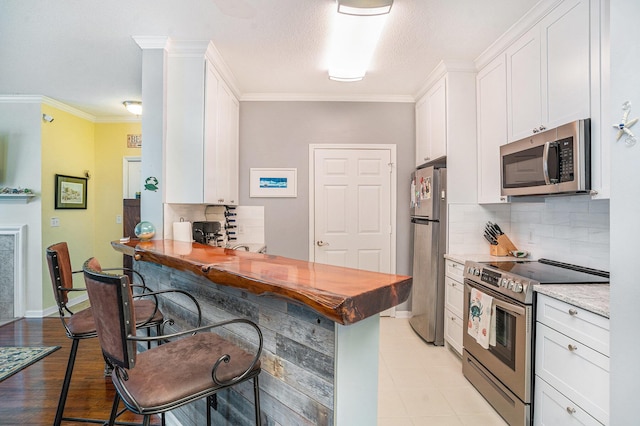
top-left (463, 279), bottom-right (532, 403)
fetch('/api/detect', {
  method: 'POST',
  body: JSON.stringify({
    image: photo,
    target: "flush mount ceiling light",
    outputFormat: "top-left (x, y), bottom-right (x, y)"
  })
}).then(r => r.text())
top-left (337, 0), bottom-right (393, 16)
top-left (328, 0), bottom-right (393, 82)
top-left (123, 100), bottom-right (142, 115)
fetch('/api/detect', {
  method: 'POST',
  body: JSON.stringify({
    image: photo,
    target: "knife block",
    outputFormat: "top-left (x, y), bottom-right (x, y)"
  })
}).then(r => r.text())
top-left (489, 234), bottom-right (518, 256)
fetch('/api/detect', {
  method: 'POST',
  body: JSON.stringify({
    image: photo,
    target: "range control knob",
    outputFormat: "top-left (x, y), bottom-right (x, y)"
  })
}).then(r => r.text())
top-left (507, 280), bottom-right (514, 290)
top-left (474, 268), bottom-right (480, 276)
top-left (501, 278), bottom-right (509, 287)
top-left (513, 281), bottom-right (523, 293)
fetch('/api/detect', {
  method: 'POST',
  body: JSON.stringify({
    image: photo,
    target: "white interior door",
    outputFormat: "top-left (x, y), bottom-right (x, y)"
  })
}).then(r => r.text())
top-left (310, 145), bottom-right (395, 278)
top-left (123, 157), bottom-right (141, 199)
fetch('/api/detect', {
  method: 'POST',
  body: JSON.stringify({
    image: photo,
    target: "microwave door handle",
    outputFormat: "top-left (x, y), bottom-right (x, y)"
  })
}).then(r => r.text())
top-left (542, 141), bottom-right (552, 185)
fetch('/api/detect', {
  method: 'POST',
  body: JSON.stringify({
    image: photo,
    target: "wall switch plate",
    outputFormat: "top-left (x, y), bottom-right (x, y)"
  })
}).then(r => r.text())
top-left (50, 217), bottom-right (60, 227)
top-left (116, 215), bottom-right (122, 224)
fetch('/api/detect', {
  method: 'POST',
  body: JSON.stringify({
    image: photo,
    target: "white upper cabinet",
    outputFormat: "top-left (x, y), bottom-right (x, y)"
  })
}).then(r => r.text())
top-left (506, 0), bottom-right (590, 142)
top-left (415, 76), bottom-right (447, 167)
top-left (478, 0), bottom-right (606, 198)
top-left (165, 44), bottom-right (239, 205)
top-left (205, 79), bottom-right (239, 205)
top-left (477, 54), bottom-right (509, 204)
top-left (416, 61), bottom-right (477, 203)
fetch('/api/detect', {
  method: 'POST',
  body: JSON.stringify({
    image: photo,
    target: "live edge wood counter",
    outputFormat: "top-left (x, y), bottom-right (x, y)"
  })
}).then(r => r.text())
top-left (112, 239), bottom-right (412, 325)
top-left (113, 239), bottom-right (411, 426)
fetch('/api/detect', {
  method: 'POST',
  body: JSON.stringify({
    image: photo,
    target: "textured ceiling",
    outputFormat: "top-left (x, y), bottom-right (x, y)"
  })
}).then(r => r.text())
top-left (0, 0), bottom-right (537, 119)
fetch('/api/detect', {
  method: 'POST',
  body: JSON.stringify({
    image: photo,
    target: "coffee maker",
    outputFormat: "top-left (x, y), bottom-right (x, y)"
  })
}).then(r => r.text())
top-left (192, 221), bottom-right (222, 245)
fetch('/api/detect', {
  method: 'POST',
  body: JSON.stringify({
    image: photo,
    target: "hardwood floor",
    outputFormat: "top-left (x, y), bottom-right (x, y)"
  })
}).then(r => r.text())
top-left (0, 318), bottom-right (159, 426)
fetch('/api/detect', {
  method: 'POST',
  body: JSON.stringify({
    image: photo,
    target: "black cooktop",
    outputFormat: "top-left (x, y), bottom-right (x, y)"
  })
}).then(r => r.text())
top-left (480, 258), bottom-right (609, 285)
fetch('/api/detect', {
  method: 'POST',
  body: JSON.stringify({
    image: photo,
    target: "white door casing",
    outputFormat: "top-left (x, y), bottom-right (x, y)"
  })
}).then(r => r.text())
top-left (123, 156), bottom-right (141, 199)
top-left (309, 145), bottom-right (396, 276)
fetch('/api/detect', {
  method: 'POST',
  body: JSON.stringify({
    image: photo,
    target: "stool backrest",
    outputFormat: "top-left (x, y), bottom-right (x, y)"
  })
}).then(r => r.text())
top-left (83, 257), bottom-right (138, 369)
top-left (46, 242), bottom-right (74, 307)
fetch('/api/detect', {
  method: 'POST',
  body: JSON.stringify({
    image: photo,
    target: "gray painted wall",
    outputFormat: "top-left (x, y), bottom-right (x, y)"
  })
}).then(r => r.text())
top-left (238, 101), bottom-right (415, 283)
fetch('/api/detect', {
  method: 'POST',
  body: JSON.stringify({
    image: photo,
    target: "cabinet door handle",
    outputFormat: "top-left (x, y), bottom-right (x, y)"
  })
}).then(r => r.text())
top-left (566, 406), bottom-right (576, 414)
top-left (539, 125), bottom-right (547, 131)
top-left (567, 344), bottom-right (578, 352)
top-left (568, 308), bottom-right (578, 316)
top-left (532, 128), bottom-right (539, 133)
top-left (316, 240), bottom-right (330, 247)
top-left (450, 316), bottom-right (456, 321)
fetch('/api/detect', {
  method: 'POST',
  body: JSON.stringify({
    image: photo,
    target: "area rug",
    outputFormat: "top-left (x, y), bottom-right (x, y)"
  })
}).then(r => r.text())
top-left (0, 346), bottom-right (60, 382)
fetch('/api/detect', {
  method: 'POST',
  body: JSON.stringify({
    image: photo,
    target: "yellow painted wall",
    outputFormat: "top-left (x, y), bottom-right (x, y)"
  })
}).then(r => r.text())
top-left (40, 104), bottom-right (141, 311)
top-left (40, 104), bottom-right (96, 308)
top-left (94, 122), bottom-right (141, 266)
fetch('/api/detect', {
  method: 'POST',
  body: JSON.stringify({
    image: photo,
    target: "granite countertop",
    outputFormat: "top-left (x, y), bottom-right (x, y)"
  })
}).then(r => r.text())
top-left (533, 284), bottom-right (610, 318)
top-left (112, 239), bottom-right (412, 325)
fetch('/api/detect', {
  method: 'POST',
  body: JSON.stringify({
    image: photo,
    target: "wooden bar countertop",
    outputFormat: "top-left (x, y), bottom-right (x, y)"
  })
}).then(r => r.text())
top-left (112, 239), bottom-right (412, 325)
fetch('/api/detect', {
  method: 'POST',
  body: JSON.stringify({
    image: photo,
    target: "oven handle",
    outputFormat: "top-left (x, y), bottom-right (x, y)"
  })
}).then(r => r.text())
top-left (493, 299), bottom-right (526, 317)
top-left (466, 282), bottom-right (526, 317)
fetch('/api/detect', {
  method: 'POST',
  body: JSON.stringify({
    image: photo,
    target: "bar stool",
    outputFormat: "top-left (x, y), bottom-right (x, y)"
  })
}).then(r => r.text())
top-left (83, 257), bottom-right (263, 426)
top-left (46, 242), bottom-right (165, 425)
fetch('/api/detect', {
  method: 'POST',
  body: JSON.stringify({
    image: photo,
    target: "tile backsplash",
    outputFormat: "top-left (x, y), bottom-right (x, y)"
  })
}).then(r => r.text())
top-left (448, 195), bottom-right (610, 271)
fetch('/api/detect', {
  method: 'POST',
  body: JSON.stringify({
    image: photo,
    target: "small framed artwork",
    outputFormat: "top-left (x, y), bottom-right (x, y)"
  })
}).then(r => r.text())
top-left (127, 134), bottom-right (142, 148)
top-left (55, 174), bottom-right (87, 209)
top-left (250, 168), bottom-right (297, 198)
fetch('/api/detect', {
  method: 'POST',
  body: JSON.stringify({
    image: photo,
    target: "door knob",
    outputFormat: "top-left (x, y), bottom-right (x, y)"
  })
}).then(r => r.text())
top-left (316, 240), bottom-right (330, 247)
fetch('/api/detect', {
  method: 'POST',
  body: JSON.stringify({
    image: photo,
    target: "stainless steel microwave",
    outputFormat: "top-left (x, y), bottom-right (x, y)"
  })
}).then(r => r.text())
top-left (500, 119), bottom-right (590, 197)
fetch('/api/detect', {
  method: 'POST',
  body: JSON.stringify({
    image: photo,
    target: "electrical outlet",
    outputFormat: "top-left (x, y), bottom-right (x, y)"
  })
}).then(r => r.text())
top-left (50, 217), bottom-right (60, 227)
top-left (116, 215), bottom-right (122, 224)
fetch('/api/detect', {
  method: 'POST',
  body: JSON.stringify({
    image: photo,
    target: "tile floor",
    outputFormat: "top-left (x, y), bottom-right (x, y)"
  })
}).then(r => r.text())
top-left (378, 317), bottom-right (507, 426)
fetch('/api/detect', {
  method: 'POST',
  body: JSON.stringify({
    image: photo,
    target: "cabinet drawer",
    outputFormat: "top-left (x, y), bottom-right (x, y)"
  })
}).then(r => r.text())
top-left (445, 259), bottom-right (464, 281)
top-left (536, 294), bottom-right (609, 356)
top-left (444, 309), bottom-right (463, 356)
top-left (534, 377), bottom-right (602, 426)
top-left (535, 323), bottom-right (609, 425)
top-left (445, 276), bottom-right (464, 318)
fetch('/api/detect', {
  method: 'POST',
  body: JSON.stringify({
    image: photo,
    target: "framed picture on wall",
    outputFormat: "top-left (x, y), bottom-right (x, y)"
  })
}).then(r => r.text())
top-left (55, 174), bottom-right (87, 209)
top-left (250, 168), bottom-right (297, 197)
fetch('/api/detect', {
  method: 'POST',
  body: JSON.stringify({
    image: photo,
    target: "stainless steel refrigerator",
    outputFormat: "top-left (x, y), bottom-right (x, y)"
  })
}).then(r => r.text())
top-left (409, 165), bottom-right (447, 344)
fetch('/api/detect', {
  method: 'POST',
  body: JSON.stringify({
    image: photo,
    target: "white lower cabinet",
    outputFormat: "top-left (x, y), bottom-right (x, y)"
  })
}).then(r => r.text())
top-left (534, 294), bottom-right (609, 425)
top-left (444, 259), bottom-right (464, 355)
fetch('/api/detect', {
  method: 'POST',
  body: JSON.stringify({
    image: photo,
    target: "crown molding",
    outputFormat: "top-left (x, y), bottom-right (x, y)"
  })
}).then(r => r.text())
top-left (41, 96), bottom-right (97, 121)
top-left (132, 36), bottom-right (171, 50)
top-left (205, 41), bottom-right (242, 100)
top-left (474, 0), bottom-right (563, 70)
top-left (167, 39), bottom-right (210, 56)
top-left (240, 92), bottom-right (415, 103)
top-left (0, 95), bottom-right (97, 121)
top-left (94, 116), bottom-right (142, 123)
top-left (414, 59), bottom-right (476, 100)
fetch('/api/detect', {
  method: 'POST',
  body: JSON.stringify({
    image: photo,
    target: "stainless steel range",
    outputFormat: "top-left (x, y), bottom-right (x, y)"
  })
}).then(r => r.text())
top-left (462, 258), bottom-right (609, 425)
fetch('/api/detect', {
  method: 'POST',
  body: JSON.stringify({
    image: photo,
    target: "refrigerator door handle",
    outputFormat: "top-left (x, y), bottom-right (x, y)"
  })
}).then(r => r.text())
top-left (411, 217), bottom-right (433, 225)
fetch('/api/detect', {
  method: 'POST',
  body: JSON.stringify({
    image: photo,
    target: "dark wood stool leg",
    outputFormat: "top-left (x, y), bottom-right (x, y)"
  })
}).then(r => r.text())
top-left (54, 338), bottom-right (80, 426)
top-left (206, 395), bottom-right (212, 426)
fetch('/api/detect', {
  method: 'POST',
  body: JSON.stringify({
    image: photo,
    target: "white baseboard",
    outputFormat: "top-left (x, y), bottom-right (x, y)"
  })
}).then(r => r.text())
top-left (393, 310), bottom-right (412, 319)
